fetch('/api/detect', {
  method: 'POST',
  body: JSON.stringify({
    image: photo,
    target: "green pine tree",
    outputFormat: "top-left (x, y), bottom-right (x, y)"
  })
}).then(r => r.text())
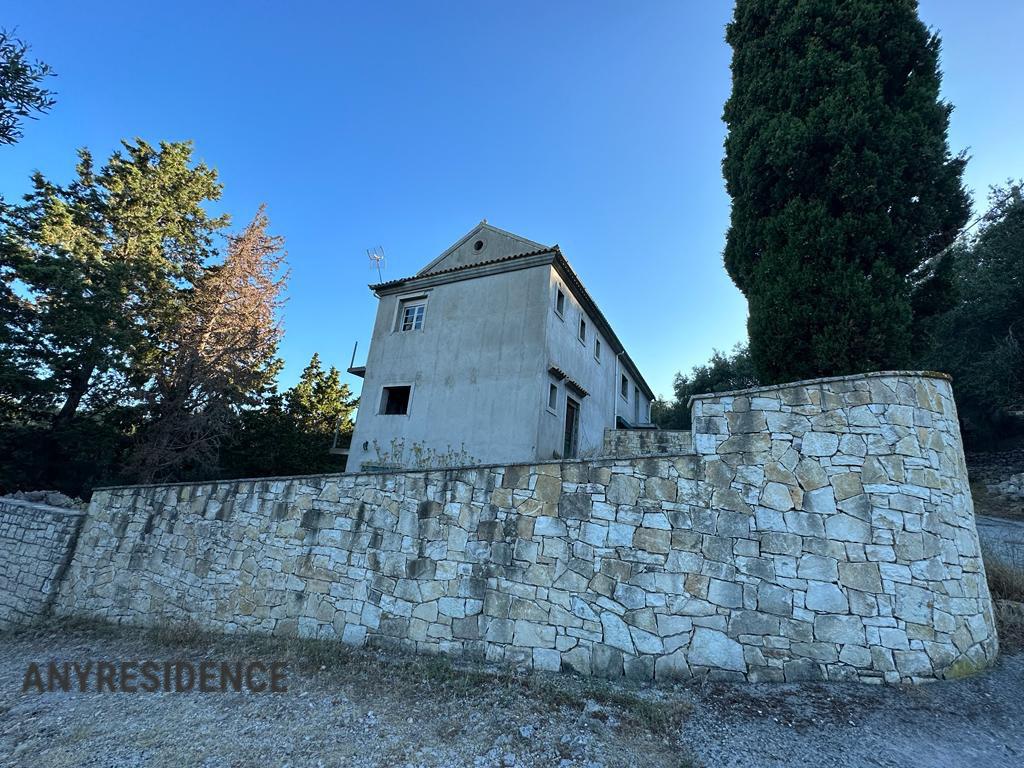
top-left (222, 353), bottom-right (357, 478)
top-left (920, 184), bottom-right (1024, 445)
top-left (0, 139), bottom-right (226, 493)
top-left (0, 29), bottom-right (55, 146)
top-left (286, 353), bottom-right (356, 437)
top-left (722, 0), bottom-right (970, 383)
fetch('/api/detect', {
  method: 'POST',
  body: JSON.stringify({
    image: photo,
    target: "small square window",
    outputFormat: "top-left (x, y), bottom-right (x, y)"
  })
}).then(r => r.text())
top-left (548, 382), bottom-right (558, 412)
top-left (594, 338), bottom-right (602, 361)
top-left (578, 317), bottom-right (587, 343)
top-left (380, 385), bottom-right (411, 415)
top-left (555, 289), bottom-right (565, 317)
top-left (621, 375), bottom-right (629, 400)
top-left (398, 298), bottom-right (426, 331)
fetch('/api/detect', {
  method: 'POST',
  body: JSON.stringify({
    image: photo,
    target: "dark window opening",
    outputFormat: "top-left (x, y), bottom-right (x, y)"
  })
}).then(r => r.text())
top-left (555, 289), bottom-right (565, 317)
top-left (473, 239), bottom-right (484, 251)
top-left (621, 375), bottom-right (629, 400)
top-left (594, 338), bottom-right (602, 361)
top-left (563, 397), bottom-right (580, 458)
top-left (380, 385), bottom-right (411, 415)
top-left (548, 382), bottom-right (558, 411)
top-left (578, 317), bottom-right (587, 342)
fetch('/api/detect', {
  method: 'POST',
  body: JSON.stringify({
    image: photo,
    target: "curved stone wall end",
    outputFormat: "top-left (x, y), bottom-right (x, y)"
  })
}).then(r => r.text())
top-left (689, 371), bottom-right (998, 680)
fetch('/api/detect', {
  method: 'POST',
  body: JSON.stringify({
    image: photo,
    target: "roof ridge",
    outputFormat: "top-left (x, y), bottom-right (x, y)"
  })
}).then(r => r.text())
top-left (416, 222), bottom-right (548, 276)
top-left (370, 246), bottom-right (558, 290)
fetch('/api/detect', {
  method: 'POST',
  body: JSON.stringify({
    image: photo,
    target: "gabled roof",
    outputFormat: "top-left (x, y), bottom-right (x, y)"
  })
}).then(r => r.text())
top-left (415, 221), bottom-right (548, 276)
top-left (369, 239), bottom-right (656, 402)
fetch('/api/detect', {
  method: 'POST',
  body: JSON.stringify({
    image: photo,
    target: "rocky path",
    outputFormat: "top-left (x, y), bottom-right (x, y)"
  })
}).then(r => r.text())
top-left (1, 624), bottom-right (1022, 768)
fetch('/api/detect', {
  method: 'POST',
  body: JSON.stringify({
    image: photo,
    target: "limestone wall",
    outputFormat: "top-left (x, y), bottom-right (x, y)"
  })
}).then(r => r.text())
top-left (601, 429), bottom-right (693, 458)
top-left (687, 371), bottom-right (998, 681)
top-left (0, 499), bottom-right (85, 630)
top-left (45, 371), bottom-right (997, 682)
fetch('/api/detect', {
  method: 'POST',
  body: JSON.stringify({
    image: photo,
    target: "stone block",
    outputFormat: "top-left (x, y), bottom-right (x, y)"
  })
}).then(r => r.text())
top-left (606, 475), bottom-right (640, 505)
top-left (708, 579), bottom-right (743, 608)
top-left (632, 528), bottom-right (670, 554)
top-left (591, 644), bottom-right (624, 678)
top-left (824, 514), bottom-right (871, 543)
top-left (761, 482), bottom-right (795, 512)
top-left (838, 562), bottom-right (882, 593)
top-left (801, 433), bottom-right (840, 457)
top-left (813, 615), bottom-right (865, 645)
top-left (688, 628), bottom-right (746, 672)
top-left (533, 516), bottom-right (567, 537)
top-left (557, 493), bottom-right (592, 521)
top-left (805, 583), bottom-right (848, 613)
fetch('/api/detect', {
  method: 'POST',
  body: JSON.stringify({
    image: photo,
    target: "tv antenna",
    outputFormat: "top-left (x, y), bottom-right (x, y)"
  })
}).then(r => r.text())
top-left (367, 246), bottom-right (386, 281)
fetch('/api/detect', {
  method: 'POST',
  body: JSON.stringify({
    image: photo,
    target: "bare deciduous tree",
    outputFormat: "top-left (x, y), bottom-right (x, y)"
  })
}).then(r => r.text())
top-left (129, 205), bottom-right (287, 482)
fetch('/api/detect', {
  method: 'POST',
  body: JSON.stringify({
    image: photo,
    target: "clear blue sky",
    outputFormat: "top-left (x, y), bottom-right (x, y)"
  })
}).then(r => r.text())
top-left (3, 1), bottom-right (1022, 400)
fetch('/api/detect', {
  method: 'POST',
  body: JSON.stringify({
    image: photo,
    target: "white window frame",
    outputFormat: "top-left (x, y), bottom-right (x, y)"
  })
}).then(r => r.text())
top-left (546, 380), bottom-right (559, 415)
top-left (578, 316), bottom-right (587, 344)
top-left (594, 337), bottom-right (602, 362)
top-left (554, 287), bottom-right (565, 319)
top-left (620, 374), bottom-right (629, 401)
top-left (394, 294), bottom-right (428, 333)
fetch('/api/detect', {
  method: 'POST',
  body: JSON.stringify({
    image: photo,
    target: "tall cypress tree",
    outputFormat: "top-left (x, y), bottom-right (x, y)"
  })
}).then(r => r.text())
top-left (722, 0), bottom-right (970, 383)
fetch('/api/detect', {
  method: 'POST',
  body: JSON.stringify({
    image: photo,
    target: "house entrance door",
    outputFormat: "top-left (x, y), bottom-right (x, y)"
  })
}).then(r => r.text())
top-left (563, 397), bottom-right (579, 458)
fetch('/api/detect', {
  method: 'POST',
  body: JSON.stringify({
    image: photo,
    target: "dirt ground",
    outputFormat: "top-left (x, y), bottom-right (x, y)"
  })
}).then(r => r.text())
top-left (1, 622), bottom-right (1022, 768)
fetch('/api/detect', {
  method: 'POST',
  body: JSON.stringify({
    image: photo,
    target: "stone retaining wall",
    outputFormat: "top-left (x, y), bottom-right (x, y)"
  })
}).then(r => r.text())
top-left (47, 372), bottom-right (997, 683)
top-left (601, 429), bottom-right (693, 458)
top-left (687, 371), bottom-right (998, 681)
top-left (0, 499), bottom-right (85, 630)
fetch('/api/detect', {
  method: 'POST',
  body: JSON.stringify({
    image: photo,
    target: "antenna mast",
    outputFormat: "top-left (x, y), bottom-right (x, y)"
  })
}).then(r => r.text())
top-left (367, 246), bottom-right (386, 282)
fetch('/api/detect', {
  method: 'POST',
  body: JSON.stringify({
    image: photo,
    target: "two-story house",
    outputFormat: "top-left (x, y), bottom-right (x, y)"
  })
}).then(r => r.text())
top-left (345, 222), bottom-right (654, 471)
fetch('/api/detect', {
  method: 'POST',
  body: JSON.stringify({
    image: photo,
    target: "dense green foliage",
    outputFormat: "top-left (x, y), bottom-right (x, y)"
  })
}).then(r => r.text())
top-left (6, 141), bottom-right (227, 426)
top-left (722, 0), bottom-right (970, 383)
top-left (918, 185), bottom-right (1024, 446)
top-left (221, 353), bottom-right (357, 479)
top-left (0, 140), bottom-right (229, 492)
top-left (652, 344), bottom-right (758, 430)
top-left (0, 29), bottom-right (55, 146)
top-left (0, 140), bottom-right (353, 496)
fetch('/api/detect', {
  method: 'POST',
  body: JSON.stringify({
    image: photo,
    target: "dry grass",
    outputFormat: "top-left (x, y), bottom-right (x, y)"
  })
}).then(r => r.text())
top-left (985, 555), bottom-right (1024, 652)
top-left (986, 557), bottom-right (1024, 603)
top-left (15, 616), bottom-right (691, 736)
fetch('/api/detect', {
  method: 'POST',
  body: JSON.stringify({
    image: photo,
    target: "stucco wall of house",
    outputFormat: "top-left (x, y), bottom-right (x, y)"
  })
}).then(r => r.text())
top-left (538, 266), bottom-right (652, 461)
top-left (347, 264), bottom-right (552, 471)
top-left (44, 371), bottom-right (996, 683)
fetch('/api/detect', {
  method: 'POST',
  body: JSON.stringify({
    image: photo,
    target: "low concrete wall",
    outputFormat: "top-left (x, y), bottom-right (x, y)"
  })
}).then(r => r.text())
top-left (601, 429), bottom-right (693, 457)
top-left (47, 371), bottom-right (997, 683)
top-left (0, 499), bottom-right (85, 630)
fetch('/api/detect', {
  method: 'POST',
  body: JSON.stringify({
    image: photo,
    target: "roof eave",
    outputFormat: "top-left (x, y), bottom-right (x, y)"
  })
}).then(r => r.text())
top-left (550, 254), bottom-right (656, 401)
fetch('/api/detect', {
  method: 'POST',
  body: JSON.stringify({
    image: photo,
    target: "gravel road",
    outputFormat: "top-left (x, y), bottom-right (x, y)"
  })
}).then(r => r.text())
top-left (1, 622), bottom-right (1021, 768)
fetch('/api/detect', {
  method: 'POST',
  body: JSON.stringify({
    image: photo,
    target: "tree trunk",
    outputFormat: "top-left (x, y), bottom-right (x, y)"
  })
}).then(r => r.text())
top-left (52, 363), bottom-right (94, 430)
